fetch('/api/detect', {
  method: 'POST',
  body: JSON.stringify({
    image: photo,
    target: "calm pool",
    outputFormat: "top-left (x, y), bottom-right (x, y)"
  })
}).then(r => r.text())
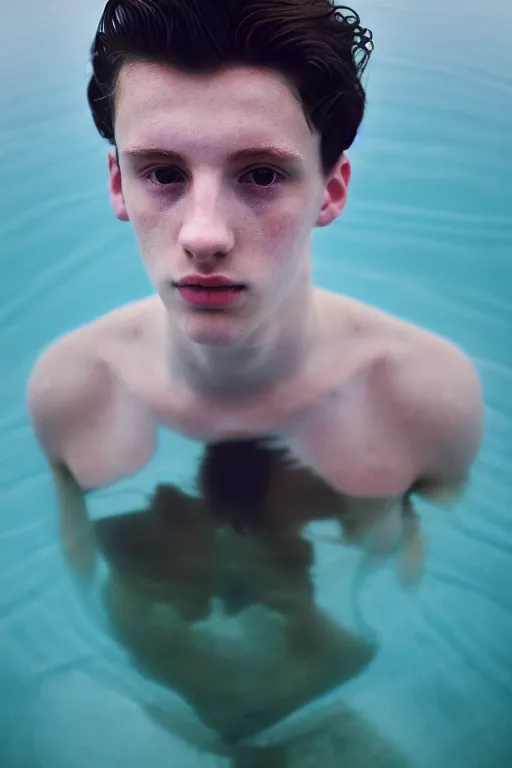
top-left (1, 1), bottom-right (511, 766)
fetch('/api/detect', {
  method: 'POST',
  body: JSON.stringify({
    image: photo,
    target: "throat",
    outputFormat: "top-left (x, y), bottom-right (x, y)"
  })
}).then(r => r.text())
top-left (176, 342), bottom-right (303, 400)
top-left (168, 281), bottom-right (320, 399)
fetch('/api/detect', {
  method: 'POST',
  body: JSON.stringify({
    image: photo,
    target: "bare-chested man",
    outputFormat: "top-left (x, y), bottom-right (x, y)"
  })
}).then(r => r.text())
top-left (25, 0), bottom-right (483, 740)
top-left (27, 0), bottom-right (482, 520)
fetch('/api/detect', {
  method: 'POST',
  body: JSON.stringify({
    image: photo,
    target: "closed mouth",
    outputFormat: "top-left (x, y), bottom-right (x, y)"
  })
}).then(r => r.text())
top-left (179, 284), bottom-right (245, 291)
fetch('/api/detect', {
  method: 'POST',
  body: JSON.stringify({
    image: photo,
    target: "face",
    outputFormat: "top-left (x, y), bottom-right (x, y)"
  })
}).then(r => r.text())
top-left (110, 61), bottom-right (350, 346)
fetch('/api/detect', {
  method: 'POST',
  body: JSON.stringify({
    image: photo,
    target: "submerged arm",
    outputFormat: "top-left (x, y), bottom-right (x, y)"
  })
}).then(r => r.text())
top-left (51, 460), bottom-right (96, 580)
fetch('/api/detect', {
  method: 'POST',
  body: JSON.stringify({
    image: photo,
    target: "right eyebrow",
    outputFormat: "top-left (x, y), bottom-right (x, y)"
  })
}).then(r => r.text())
top-left (122, 145), bottom-right (304, 167)
top-left (123, 148), bottom-right (183, 163)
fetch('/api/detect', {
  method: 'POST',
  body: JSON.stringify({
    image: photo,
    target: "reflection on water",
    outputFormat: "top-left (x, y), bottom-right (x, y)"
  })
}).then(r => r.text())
top-left (53, 439), bottom-right (417, 763)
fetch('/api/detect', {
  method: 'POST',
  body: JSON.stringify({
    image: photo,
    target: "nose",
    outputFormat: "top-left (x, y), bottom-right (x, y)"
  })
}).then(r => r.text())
top-left (178, 181), bottom-right (235, 268)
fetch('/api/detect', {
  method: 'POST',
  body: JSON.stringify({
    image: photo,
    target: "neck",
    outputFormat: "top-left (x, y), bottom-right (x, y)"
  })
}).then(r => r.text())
top-left (169, 277), bottom-right (318, 400)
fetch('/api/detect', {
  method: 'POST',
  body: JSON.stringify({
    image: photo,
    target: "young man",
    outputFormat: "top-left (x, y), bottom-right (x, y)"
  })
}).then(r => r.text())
top-left (27, 0), bottom-right (483, 534)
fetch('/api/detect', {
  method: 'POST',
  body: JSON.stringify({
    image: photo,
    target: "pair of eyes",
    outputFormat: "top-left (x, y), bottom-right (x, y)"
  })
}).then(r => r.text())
top-left (147, 166), bottom-right (282, 189)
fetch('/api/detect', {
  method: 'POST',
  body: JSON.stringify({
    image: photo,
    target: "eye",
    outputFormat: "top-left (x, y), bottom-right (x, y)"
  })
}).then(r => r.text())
top-left (150, 166), bottom-right (185, 185)
top-left (241, 168), bottom-right (281, 188)
top-left (146, 165), bottom-right (282, 189)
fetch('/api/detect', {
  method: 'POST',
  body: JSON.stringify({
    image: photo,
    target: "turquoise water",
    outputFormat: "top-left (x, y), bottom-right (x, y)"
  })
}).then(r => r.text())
top-left (1, 0), bottom-right (512, 765)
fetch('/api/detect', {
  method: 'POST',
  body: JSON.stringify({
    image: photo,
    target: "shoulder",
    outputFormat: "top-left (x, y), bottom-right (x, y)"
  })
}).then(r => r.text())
top-left (27, 295), bottom-right (161, 411)
top-left (26, 323), bottom-right (114, 459)
top-left (369, 326), bottom-right (484, 486)
top-left (316, 290), bottom-right (484, 489)
top-left (319, 290), bottom-right (482, 433)
top-left (26, 296), bottom-right (161, 484)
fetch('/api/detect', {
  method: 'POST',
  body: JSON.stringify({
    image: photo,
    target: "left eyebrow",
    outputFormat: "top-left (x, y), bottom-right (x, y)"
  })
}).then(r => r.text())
top-left (122, 145), bottom-right (304, 166)
top-left (227, 146), bottom-right (304, 164)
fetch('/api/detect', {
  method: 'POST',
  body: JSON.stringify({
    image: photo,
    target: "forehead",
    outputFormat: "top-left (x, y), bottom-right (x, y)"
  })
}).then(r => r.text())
top-left (114, 60), bottom-right (318, 159)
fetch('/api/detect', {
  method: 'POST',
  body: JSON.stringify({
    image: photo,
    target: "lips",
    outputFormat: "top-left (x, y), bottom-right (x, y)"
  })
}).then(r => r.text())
top-left (177, 275), bottom-right (244, 289)
top-left (174, 274), bottom-right (246, 308)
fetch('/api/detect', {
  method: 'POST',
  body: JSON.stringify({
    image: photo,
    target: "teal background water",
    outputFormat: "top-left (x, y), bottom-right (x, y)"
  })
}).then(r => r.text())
top-left (1, 0), bottom-right (511, 765)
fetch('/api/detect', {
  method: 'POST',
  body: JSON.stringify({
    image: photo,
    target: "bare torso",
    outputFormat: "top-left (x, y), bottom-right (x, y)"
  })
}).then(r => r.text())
top-left (28, 287), bottom-right (481, 737)
top-left (27, 286), bottom-right (475, 501)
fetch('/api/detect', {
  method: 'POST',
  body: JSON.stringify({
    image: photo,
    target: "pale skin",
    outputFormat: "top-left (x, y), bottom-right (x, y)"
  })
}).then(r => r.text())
top-left (27, 61), bottom-right (483, 506)
top-left (25, 59), bottom-right (483, 743)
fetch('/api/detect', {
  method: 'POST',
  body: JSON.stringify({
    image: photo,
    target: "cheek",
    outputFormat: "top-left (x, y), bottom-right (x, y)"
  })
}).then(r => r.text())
top-left (255, 201), bottom-right (314, 283)
top-left (124, 195), bottom-right (173, 267)
top-left (129, 213), bottom-right (158, 266)
top-left (257, 200), bottom-right (311, 260)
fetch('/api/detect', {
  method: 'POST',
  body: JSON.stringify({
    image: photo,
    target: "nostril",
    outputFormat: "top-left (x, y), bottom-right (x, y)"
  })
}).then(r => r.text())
top-left (185, 248), bottom-right (228, 262)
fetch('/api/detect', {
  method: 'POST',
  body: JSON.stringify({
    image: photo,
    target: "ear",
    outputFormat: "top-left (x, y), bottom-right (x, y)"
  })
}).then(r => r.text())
top-left (108, 150), bottom-right (129, 222)
top-left (315, 154), bottom-right (351, 228)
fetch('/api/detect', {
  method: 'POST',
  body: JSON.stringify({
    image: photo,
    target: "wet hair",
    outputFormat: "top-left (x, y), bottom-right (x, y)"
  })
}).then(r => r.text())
top-left (87, 0), bottom-right (374, 175)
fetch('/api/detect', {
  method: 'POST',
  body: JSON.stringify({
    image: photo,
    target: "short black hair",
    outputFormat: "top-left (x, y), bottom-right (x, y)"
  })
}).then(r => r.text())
top-left (87, 0), bottom-right (373, 175)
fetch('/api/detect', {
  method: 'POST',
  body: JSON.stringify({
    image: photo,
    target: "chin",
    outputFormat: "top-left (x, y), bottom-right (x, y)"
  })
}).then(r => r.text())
top-left (180, 311), bottom-right (247, 347)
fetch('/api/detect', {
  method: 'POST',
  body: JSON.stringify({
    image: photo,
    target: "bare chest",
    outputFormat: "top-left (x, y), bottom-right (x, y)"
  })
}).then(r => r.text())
top-left (115, 352), bottom-right (415, 499)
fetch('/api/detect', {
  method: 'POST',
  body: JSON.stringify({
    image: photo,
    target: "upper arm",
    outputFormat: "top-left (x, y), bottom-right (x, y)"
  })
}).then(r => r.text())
top-left (26, 332), bottom-right (116, 486)
top-left (390, 341), bottom-right (484, 491)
